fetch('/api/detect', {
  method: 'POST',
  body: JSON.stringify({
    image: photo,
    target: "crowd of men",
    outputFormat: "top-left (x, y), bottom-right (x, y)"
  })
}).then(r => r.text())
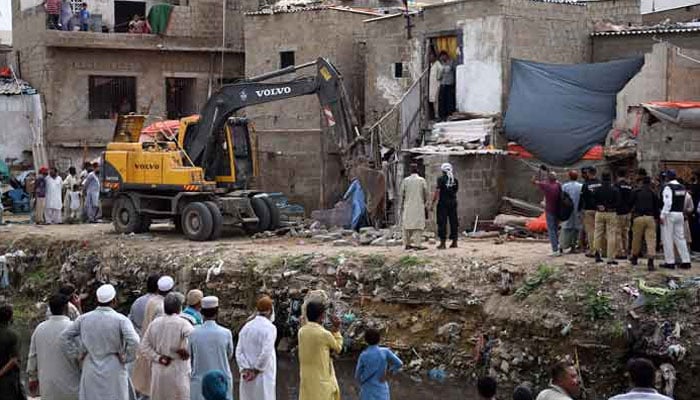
top-left (535, 166), bottom-right (697, 271)
top-left (0, 273), bottom-right (678, 400)
top-left (27, 162), bottom-right (101, 225)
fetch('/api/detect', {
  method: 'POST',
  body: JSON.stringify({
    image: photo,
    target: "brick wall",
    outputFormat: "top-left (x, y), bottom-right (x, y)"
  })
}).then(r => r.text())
top-left (637, 117), bottom-right (700, 176)
top-left (668, 47), bottom-right (700, 101)
top-left (244, 9), bottom-right (368, 130)
top-left (592, 32), bottom-right (700, 62)
top-left (255, 129), bottom-right (344, 213)
top-left (586, 0), bottom-right (642, 25)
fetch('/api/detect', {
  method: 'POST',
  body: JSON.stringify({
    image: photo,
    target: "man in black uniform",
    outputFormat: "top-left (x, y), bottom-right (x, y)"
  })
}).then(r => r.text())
top-left (580, 167), bottom-right (602, 257)
top-left (630, 176), bottom-right (660, 270)
top-left (615, 170), bottom-right (634, 259)
top-left (594, 172), bottom-right (621, 264)
top-left (432, 162), bottom-right (459, 249)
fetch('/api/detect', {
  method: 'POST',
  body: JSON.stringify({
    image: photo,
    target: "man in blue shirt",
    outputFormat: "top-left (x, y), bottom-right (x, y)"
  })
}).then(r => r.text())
top-left (181, 289), bottom-right (203, 326)
top-left (355, 328), bottom-right (403, 400)
top-left (189, 296), bottom-right (234, 400)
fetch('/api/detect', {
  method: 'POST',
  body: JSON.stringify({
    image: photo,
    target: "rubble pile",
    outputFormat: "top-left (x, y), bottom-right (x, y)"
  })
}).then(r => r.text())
top-left (1, 234), bottom-right (700, 398)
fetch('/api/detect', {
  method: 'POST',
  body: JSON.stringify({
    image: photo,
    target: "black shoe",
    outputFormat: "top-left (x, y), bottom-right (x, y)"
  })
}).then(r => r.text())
top-left (607, 260), bottom-right (619, 265)
top-left (585, 253), bottom-right (595, 258)
top-left (405, 245), bottom-right (412, 250)
top-left (648, 258), bottom-right (655, 271)
top-left (615, 255), bottom-right (627, 260)
top-left (437, 241), bottom-right (446, 250)
top-left (660, 263), bottom-right (676, 270)
top-left (680, 263), bottom-right (692, 270)
top-left (450, 240), bottom-right (458, 249)
top-left (595, 253), bottom-right (604, 263)
top-left (630, 257), bottom-right (638, 266)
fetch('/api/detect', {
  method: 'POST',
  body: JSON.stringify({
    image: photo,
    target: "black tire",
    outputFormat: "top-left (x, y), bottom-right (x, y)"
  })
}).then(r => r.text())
top-left (174, 216), bottom-right (183, 233)
top-left (244, 196), bottom-right (271, 234)
top-left (136, 215), bottom-right (152, 233)
top-left (181, 202), bottom-right (214, 241)
top-left (112, 196), bottom-right (142, 234)
top-left (262, 196), bottom-right (281, 231)
top-left (203, 201), bottom-right (223, 240)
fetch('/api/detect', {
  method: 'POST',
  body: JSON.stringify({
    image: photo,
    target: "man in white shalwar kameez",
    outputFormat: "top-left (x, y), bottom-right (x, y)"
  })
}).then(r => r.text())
top-left (132, 275), bottom-right (175, 398)
top-left (28, 294), bottom-right (81, 400)
top-left (60, 284), bottom-right (140, 400)
top-left (400, 163), bottom-right (429, 250)
top-left (45, 167), bottom-right (63, 224)
top-left (139, 292), bottom-right (194, 400)
top-left (84, 165), bottom-right (101, 223)
top-left (62, 167), bottom-right (79, 221)
top-left (235, 296), bottom-right (277, 400)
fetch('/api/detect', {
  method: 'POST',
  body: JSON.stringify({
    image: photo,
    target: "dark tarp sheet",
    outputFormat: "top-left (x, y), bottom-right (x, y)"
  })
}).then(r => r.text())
top-left (504, 58), bottom-right (643, 166)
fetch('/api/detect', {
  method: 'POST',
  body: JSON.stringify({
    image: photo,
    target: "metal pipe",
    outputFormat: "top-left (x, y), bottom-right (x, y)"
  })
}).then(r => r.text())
top-left (248, 60), bottom-right (317, 82)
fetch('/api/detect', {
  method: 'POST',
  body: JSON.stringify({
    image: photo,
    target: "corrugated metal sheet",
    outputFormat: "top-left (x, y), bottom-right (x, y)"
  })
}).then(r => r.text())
top-left (592, 26), bottom-right (700, 36)
top-left (405, 146), bottom-right (508, 156)
top-left (245, 5), bottom-right (382, 16)
top-left (0, 78), bottom-right (36, 96)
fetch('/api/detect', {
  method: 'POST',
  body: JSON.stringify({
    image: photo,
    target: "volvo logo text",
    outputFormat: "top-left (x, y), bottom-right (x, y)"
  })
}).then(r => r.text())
top-left (255, 87), bottom-right (291, 97)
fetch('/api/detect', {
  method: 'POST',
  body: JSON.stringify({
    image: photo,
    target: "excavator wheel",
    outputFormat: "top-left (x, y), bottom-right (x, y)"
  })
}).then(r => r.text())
top-left (112, 196), bottom-right (142, 234)
top-left (203, 201), bottom-right (223, 240)
top-left (262, 196), bottom-right (281, 231)
top-left (181, 202), bottom-right (214, 241)
top-left (244, 197), bottom-right (271, 234)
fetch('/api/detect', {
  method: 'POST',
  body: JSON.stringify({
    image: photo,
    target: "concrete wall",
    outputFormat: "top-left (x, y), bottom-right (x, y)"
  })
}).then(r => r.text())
top-left (668, 47), bottom-right (700, 101)
top-left (256, 129), bottom-right (344, 214)
top-left (421, 153), bottom-right (504, 229)
top-left (587, 0), bottom-right (642, 25)
top-left (0, 96), bottom-right (36, 164)
top-left (642, 4), bottom-right (700, 23)
top-left (592, 32), bottom-right (700, 62)
top-left (244, 9), bottom-right (368, 130)
top-left (637, 117), bottom-right (700, 176)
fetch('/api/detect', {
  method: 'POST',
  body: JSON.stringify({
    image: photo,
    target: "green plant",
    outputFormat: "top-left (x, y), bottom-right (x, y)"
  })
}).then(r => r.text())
top-left (609, 320), bottom-right (626, 339)
top-left (363, 254), bottom-right (387, 270)
top-left (514, 264), bottom-right (555, 300)
top-left (584, 287), bottom-right (614, 321)
top-left (644, 289), bottom-right (689, 316)
top-left (396, 255), bottom-right (427, 268)
top-left (268, 254), bottom-right (314, 272)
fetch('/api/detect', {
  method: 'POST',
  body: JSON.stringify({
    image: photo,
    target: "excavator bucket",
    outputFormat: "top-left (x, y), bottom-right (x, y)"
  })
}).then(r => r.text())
top-left (112, 114), bottom-right (146, 143)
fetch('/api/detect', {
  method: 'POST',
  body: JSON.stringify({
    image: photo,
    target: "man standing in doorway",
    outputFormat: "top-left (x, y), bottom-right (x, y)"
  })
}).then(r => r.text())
top-left (428, 52), bottom-right (442, 121)
top-left (190, 296), bottom-right (235, 400)
top-left (235, 296), bottom-right (277, 400)
top-left (532, 169), bottom-right (561, 256)
top-left (298, 301), bottom-right (343, 400)
top-left (559, 170), bottom-right (583, 253)
top-left (615, 170), bottom-right (634, 260)
top-left (580, 167), bottom-right (602, 257)
top-left (45, 167), bottom-right (64, 224)
top-left (437, 51), bottom-right (456, 121)
top-left (660, 170), bottom-right (692, 269)
top-left (60, 284), bottom-right (140, 400)
top-left (432, 162), bottom-right (459, 249)
top-left (400, 163), bottom-right (429, 250)
top-left (594, 172), bottom-right (621, 265)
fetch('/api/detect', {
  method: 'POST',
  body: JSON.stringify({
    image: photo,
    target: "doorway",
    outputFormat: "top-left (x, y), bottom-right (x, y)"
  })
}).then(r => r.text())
top-left (114, 1), bottom-right (146, 33)
top-left (427, 34), bottom-right (462, 122)
top-left (166, 78), bottom-right (197, 120)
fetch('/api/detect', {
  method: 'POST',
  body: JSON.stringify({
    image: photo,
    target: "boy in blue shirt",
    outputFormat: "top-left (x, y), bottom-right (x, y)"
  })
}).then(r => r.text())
top-left (79, 3), bottom-right (90, 31)
top-left (355, 328), bottom-right (403, 400)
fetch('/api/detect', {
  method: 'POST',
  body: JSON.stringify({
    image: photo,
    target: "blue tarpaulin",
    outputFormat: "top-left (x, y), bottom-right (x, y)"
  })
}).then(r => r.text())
top-left (504, 58), bottom-right (644, 166)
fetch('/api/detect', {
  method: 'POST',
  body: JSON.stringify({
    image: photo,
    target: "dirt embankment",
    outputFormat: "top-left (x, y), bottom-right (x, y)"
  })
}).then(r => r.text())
top-left (1, 223), bottom-right (699, 399)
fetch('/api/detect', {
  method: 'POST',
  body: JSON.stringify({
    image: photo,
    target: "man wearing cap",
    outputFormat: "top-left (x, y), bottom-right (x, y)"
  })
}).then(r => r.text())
top-left (60, 284), bottom-right (140, 400)
top-left (133, 275), bottom-right (175, 398)
top-left (190, 296), bottom-right (234, 400)
top-left (139, 292), bottom-right (194, 400)
top-left (180, 289), bottom-right (203, 326)
top-left (235, 295), bottom-right (277, 400)
top-left (661, 171), bottom-right (692, 269)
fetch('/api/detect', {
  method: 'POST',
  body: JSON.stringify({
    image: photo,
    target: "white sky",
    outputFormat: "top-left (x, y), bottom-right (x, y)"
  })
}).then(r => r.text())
top-left (0, 0), bottom-right (11, 45)
top-left (641, 0), bottom-right (700, 13)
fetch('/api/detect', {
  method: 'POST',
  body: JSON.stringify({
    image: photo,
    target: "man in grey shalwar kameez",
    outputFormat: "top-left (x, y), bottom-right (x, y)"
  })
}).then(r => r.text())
top-left (84, 164), bottom-right (101, 223)
top-left (60, 284), bottom-right (140, 400)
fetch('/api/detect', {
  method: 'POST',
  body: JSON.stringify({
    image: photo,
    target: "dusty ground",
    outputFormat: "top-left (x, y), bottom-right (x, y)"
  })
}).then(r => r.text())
top-left (1, 219), bottom-right (699, 399)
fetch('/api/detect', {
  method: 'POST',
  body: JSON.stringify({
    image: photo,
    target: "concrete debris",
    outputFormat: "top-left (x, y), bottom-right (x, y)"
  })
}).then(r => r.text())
top-left (658, 363), bottom-right (676, 397)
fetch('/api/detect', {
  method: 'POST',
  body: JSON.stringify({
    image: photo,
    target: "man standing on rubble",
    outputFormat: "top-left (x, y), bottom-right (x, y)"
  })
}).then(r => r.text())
top-left (84, 163), bottom-right (100, 223)
top-left (532, 168), bottom-right (561, 256)
top-left (400, 163), bottom-right (429, 250)
top-left (559, 170), bottom-right (582, 253)
top-left (660, 170), bottom-right (692, 269)
top-left (580, 167), bottom-right (602, 257)
top-left (298, 301), bottom-right (343, 400)
top-left (190, 296), bottom-right (235, 400)
top-left (432, 162), bottom-right (459, 249)
top-left (615, 170), bottom-right (634, 260)
top-left (45, 167), bottom-right (63, 224)
top-left (235, 296), bottom-right (277, 400)
top-left (60, 284), bottom-right (140, 400)
top-left (593, 172), bottom-right (621, 265)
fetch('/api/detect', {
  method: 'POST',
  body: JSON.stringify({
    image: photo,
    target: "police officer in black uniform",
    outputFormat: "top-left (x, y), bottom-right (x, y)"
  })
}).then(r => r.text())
top-left (581, 167), bottom-right (602, 257)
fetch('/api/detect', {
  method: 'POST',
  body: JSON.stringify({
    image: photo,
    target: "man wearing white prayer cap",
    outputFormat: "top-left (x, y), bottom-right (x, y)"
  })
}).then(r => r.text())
top-left (431, 162), bottom-right (460, 249)
top-left (190, 296), bottom-right (235, 400)
top-left (60, 284), bottom-right (140, 400)
top-left (133, 275), bottom-right (176, 398)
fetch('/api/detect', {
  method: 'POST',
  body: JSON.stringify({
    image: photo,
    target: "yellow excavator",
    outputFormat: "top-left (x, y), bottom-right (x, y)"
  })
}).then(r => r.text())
top-left (100, 58), bottom-right (363, 241)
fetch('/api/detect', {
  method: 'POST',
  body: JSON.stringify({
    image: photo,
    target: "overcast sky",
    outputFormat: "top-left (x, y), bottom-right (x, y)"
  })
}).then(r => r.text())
top-left (0, 0), bottom-right (11, 34)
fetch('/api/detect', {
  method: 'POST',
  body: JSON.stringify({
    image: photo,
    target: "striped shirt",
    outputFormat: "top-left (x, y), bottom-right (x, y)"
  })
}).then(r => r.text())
top-left (609, 388), bottom-right (673, 400)
top-left (45, 0), bottom-right (61, 14)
